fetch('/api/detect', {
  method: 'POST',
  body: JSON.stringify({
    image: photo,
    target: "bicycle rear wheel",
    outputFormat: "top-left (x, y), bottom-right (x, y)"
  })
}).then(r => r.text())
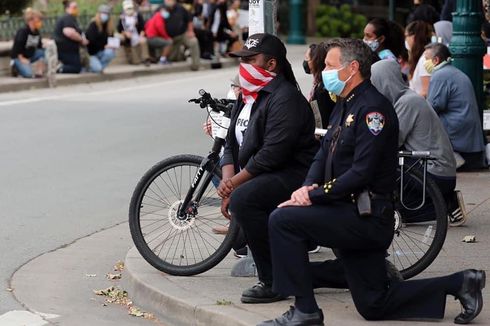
top-left (129, 154), bottom-right (239, 276)
top-left (388, 166), bottom-right (448, 280)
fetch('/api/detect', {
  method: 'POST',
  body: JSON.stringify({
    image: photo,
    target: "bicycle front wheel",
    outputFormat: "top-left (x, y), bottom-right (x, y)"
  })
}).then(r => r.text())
top-left (388, 167), bottom-right (448, 280)
top-left (129, 154), bottom-right (238, 276)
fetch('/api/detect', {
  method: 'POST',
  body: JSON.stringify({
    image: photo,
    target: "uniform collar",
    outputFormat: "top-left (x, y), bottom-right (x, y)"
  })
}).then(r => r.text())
top-left (342, 79), bottom-right (370, 110)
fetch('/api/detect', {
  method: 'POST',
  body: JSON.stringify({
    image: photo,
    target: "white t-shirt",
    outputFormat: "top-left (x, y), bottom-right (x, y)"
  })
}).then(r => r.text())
top-left (409, 50), bottom-right (431, 95)
top-left (235, 103), bottom-right (252, 147)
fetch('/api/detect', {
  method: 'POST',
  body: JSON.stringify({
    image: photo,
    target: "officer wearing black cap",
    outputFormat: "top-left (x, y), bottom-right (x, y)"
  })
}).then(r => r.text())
top-left (258, 38), bottom-right (485, 326)
top-left (216, 33), bottom-right (318, 304)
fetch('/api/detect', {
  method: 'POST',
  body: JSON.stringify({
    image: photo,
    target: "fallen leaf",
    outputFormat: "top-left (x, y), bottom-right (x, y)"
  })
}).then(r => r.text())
top-left (106, 273), bottom-right (122, 280)
top-left (129, 306), bottom-right (144, 317)
top-left (216, 299), bottom-right (232, 306)
top-left (5, 288), bottom-right (13, 292)
top-left (85, 274), bottom-right (97, 278)
top-left (462, 235), bottom-right (477, 243)
top-left (114, 261), bottom-right (125, 272)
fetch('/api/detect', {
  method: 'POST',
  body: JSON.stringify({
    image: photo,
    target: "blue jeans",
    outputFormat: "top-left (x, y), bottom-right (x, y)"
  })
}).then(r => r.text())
top-left (89, 49), bottom-right (116, 73)
top-left (13, 49), bottom-right (45, 78)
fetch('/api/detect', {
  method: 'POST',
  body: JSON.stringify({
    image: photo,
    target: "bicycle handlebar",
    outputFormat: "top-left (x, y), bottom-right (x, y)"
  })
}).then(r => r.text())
top-left (188, 89), bottom-right (235, 115)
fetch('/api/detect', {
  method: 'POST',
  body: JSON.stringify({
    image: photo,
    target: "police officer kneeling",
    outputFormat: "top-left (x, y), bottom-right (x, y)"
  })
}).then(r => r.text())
top-left (259, 38), bottom-right (485, 326)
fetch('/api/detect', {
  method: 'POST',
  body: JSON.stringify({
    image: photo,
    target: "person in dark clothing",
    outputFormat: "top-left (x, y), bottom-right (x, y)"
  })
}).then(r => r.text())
top-left (209, 0), bottom-right (238, 55)
top-left (217, 33), bottom-right (318, 305)
top-left (258, 38), bottom-right (485, 326)
top-left (303, 43), bottom-right (335, 128)
top-left (117, 0), bottom-right (151, 65)
top-left (54, 0), bottom-right (87, 73)
top-left (441, 0), bottom-right (456, 21)
top-left (163, 0), bottom-right (200, 70)
top-left (407, 0), bottom-right (440, 25)
top-left (11, 8), bottom-right (45, 78)
top-left (192, 0), bottom-right (214, 60)
top-left (85, 5), bottom-right (116, 73)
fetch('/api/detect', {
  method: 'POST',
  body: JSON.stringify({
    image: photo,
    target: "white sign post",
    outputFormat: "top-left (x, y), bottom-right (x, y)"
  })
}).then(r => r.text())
top-left (248, 0), bottom-right (277, 36)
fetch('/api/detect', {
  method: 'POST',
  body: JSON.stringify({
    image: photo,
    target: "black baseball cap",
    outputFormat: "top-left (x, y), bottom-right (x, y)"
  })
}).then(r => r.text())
top-left (230, 33), bottom-right (287, 59)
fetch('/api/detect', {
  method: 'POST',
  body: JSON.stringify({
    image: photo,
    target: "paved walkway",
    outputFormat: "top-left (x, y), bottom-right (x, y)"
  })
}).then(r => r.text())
top-left (10, 171), bottom-right (490, 326)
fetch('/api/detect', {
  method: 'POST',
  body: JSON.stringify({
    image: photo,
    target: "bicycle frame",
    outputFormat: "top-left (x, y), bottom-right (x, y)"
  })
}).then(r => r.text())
top-left (177, 92), bottom-right (233, 219)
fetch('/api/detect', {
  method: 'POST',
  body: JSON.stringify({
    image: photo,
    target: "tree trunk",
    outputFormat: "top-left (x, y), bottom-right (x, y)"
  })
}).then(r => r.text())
top-left (307, 0), bottom-right (319, 36)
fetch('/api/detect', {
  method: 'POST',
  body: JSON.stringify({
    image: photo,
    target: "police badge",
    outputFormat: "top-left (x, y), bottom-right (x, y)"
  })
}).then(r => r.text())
top-left (366, 112), bottom-right (385, 135)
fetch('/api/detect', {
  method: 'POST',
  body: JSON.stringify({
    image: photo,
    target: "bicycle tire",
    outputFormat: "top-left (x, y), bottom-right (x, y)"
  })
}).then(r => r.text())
top-left (389, 167), bottom-right (448, 280)
top-left (129, 154), bottom-right (239, 276)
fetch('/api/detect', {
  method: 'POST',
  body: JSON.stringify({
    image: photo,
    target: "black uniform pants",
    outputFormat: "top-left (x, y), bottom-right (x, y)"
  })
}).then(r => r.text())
top-left (229, 171), bottom-right (304, 285)
top-left (269, 200), bottom-right (463, 320)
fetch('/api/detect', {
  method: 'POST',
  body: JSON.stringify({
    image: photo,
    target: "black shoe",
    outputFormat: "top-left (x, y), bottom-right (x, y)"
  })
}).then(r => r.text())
top-left (454, 269), bottom-right (485, 324)
top-left (257, 306), bottom-right (324, 326)
top-left (241, 281), bottom-right (287, 304)
top-left (385, 259), bottom-right (403, 282)
top-left (234, 247), bottom-right (247, 258)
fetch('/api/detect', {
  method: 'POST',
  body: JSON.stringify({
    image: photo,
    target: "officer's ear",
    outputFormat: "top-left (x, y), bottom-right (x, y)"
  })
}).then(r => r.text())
top-left (349, 60), bottom-right (360, 76)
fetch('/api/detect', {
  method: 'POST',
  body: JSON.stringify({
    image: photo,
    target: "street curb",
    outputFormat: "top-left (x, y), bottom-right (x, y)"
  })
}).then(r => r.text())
top-left (0, 59), bottom-right (237, 94)
top-left (122, 247), bottom-right (262, 326)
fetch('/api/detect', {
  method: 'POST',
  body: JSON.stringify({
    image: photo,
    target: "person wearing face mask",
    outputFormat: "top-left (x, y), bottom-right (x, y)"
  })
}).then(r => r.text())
top-left (303, 43), bottom-right (335, 129)
top-left (259, 38), bottom-right (486, 326)
top-left (144, 6), bottom-right (173, 64)
top-left (363, 18), bottom-right (407, 63)
top-left (163, 0), bottom-right (201, 71)
top-left (85, 5), bottom-right (117, 73)
top-left (117, 0), bottom-right (151, 66)
top-left (11, 8), bottom-right (45, 78)
top-left (425, 43), bottom-right (487, 172)
top-left (217, 33), bottom-right (318, 305)
top-left (54, 0), bottom-right (87, 74)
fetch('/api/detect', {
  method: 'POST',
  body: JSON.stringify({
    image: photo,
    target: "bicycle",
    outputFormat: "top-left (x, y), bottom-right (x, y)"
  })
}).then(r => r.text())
top-left (129, 90), bottom-right (239, 276)
top-left (129, 93), bottom-right (448, 280)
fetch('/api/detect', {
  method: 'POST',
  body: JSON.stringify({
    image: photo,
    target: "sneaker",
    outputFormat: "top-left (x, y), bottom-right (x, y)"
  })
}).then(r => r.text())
top-left (449, 190), bottom-right (468, 227)
top-left (308, 245), bottom-right (321, 254)
top-left (241, 281), bottom-right (287, 304)
top-left (234, 247), bottom-right (247, 258)
top-left (159, 56), bottom-right (171, 65)
top-left (143, 58), bottom-right (152, 67)
top-left (454, 152), bottom-right (466, 169)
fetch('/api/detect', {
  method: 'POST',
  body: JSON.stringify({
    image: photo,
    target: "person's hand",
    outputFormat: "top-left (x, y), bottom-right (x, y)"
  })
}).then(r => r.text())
top-left (278, 185), bottom-right (317, 207)
top-left (221, 197), bottom-right (231, 219)
top-left (124, 31), bottom-right (132, 39)
top-left (217, 178), bottom-right (234, 198)
top-left (81, 37), bottom-right (89, 46)
top-left (203, 119), bottom-right (212, 136)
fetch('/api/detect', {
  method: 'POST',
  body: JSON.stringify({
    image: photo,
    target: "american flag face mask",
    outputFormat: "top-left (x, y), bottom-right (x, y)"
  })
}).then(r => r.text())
top-left (238, 63), bottom-right (277, 104)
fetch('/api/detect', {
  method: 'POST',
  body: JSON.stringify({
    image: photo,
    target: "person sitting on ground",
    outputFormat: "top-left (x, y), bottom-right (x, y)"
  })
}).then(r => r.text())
top-left (363, 17), bottom-right (407, 62)
top-left (144, 6), bottom-right (173, 64)
top-left (117, 0), bottom-right (151, 66)
top-left (370, 59), bottom-right (467, 226)
top-left (54, 0), bottom-right (87, 74)
top-left (209, 0), bottom-right (238, 56)
top-left (425, 43), bottom-right (487, 171)
top-left (303, 43), bottom-right (335, 128)
top-left (163, 0), bottom-right (201, 71)
top-left (11, 8), bottom-right (45, 78)
top-left (85, 5), bottom-right (117, 73)
top-left (192, 0), bottom-right (214, 60)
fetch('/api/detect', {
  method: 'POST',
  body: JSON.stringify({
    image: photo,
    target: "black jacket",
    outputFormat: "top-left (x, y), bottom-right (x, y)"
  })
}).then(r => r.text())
top-left (222, 75), bottom-right (319, 178)
top-left (304, 80), bottom-right (399, 204)
top-left (11, 25), bottom-right (42, 59)
top-left (86, 21), bottom-right (111, 56)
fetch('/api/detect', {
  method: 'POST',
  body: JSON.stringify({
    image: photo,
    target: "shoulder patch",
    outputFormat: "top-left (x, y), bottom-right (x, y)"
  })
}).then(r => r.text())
top-left (366, 112), bottom-right (385, 135)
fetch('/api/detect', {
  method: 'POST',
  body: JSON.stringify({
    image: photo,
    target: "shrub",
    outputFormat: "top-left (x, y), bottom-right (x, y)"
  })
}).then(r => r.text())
top-left (316, 4), bottom-right (367, 38)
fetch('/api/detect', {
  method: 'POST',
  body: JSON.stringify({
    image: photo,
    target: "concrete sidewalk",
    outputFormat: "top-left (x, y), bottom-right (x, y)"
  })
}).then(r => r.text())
top-left (122, 171), bottom-right (490, 326)
top-left (0, 58), bottom-right (236, 94)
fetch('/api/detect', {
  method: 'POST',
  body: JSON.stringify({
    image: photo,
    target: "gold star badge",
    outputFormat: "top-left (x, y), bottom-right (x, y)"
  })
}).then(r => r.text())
top-left (345, 114), bottom-right (355, 127)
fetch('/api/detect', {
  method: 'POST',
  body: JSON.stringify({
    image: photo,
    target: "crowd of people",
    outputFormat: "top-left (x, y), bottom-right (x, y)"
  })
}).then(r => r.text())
top-left (10, 0), bottom-right (248, 76)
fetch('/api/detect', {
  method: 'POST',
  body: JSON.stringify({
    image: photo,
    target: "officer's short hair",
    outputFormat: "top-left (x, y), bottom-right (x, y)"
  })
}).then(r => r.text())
top-left (327, 38), bottom-right (375, 79)
top-left (425, 43), bottom-right (451, 62)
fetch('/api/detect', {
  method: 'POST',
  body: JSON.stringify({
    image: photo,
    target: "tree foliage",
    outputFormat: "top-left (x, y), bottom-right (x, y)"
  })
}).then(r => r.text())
top-left (316, 4), bottom-right (367, 38)
top-left (0, 0), bottom-right (32, 15)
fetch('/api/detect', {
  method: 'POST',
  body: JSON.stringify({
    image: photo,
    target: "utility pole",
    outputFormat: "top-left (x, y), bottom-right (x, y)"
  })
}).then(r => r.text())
top-left (287, 0), bottom-right (306, 44)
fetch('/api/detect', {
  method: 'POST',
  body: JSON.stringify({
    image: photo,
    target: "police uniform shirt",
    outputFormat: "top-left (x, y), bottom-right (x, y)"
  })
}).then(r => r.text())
top-left (305, 79), bottom-right (399, 203)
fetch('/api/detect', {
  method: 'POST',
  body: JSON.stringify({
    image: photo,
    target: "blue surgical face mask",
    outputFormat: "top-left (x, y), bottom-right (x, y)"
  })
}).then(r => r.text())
top-left (160, 10), bottom-right (170, 19)
top-left (363, 38), bottom-right (379, 52)
top-left (100, 13), bottom-right (109, 23)
top-left (322, 66), bottom-right (353, 96)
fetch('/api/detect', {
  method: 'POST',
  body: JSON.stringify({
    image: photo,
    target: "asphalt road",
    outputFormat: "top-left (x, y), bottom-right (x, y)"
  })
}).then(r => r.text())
top-left (0, 45), bottom-right (310, 314)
